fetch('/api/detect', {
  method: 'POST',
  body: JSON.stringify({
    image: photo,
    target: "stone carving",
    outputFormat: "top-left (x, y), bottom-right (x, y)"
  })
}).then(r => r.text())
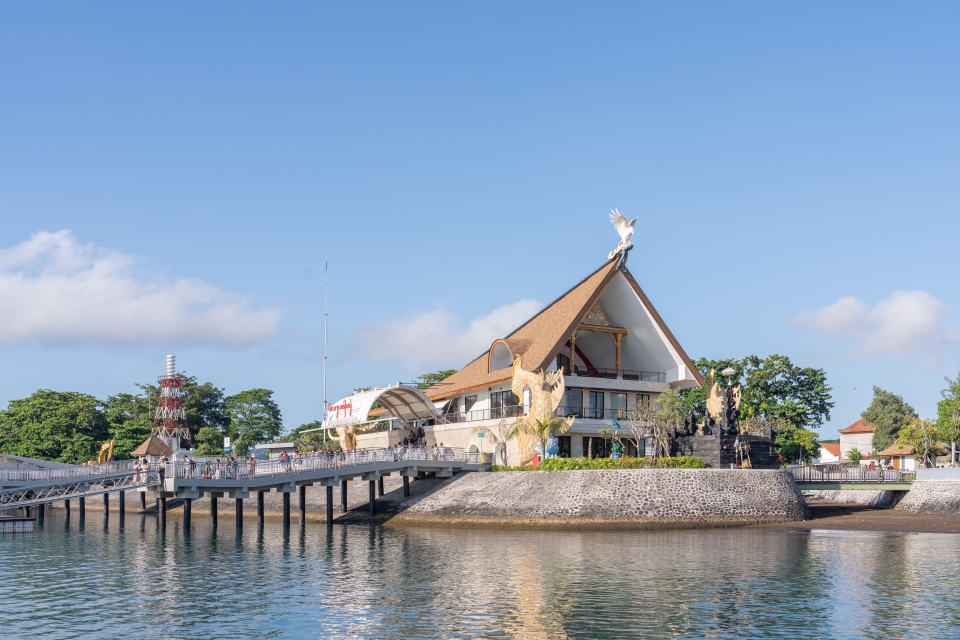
top-left (607, 209), bottom-right (636, 265)
top-left (583, 302), bottom-right (610, 327)
top-left (511, 355), bottom-right (573, 462)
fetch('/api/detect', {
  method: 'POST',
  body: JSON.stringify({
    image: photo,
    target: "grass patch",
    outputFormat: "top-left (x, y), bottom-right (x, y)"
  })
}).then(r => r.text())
top-left (490, 456), bottom-right (706, 472)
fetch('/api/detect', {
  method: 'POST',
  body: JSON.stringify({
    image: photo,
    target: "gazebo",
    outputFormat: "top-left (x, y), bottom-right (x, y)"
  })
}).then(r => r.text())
top-left (130, 436), bottom-right (175, 458)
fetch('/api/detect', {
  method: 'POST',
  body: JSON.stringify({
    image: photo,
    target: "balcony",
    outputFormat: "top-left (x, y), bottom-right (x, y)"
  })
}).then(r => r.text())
top-left (555, 405), bottom-right (637, 421)
top-left (439, 404), bottom-right (526, 424)
top-left (559, 365), bottom-right (665, 383)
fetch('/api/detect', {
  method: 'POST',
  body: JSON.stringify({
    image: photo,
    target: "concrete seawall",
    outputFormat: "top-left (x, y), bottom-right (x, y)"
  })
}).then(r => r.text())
top-left (803, 489), bottom-right (907, 508)
top-left (390, 469), bottom-right (809, 530)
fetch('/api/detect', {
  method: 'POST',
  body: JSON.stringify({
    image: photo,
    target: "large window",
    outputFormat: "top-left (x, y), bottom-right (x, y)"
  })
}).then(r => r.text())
top-left (557, 436), bottom-right (571, 458)
top-left (611, 392), bottom-right (628, 419)
top-left (587, 391), bottom-right (604, 419)
top-left (564, 389), bottom-right (583, 417)
top-left (464, 395), bottom-right (477, 412)
top-left (557, 353), bottom-right (571, 374)
top-left (490, 390), bottom-right (520, 418)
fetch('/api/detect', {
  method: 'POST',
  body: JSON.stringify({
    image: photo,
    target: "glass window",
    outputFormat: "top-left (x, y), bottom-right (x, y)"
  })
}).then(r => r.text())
top-left (588, 391), bottom-right (604, 419)
top-left (557, 436), bottom-right (571, 458)
top-left (557, 353), bottom-right (571, 374)
top-left (636, 393), bottom-right (650, 407)
top-left (464, 395), bottom-right (477, 412)
top-left (565, 390), bottom-right (583, 417)
top-left (611, 393), bottom-right (627, 418)
top-left (490, 390), bottom-right (521, 418)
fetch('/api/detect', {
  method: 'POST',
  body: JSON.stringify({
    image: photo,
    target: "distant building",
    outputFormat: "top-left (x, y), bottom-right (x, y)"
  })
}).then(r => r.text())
top-left (839, 418), bottom-right (875, 461)
top-left (818, 442), bottom-right (841, 463)
top-left (878, 443), bottom-right (916, 471)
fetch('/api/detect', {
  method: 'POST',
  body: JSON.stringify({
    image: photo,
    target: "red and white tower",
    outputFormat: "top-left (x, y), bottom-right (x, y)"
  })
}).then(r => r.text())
top-left (151, 354), bottom-right (192, 450)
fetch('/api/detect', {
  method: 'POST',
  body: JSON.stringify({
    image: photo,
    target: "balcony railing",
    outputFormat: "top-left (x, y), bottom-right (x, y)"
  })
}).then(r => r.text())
top-left (441, 405), bottom-right (526, 423)
top-left (559, 365), bottom-right (666, 383)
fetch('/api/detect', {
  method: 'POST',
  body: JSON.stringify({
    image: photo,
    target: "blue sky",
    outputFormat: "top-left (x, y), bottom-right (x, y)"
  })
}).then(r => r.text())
top-left (1, 2), bottom-right (958, 438)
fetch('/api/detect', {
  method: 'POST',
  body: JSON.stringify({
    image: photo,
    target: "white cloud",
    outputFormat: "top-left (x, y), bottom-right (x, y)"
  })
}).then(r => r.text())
top-left (353, 298), bottom-right (543, 372)
top-left (794, 290), bottom-right (955, 360)
top-left (0, 230), bottom-right (280, 346)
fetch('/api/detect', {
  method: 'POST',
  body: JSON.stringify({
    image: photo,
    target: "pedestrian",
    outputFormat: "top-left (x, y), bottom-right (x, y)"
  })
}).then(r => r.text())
top-left (248, 456), bottom-right (256, 479)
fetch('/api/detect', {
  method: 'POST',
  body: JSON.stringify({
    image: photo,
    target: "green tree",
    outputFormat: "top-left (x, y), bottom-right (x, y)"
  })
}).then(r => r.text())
top-left (137, 374), bottom-right (228, 437)
top-left (862, 386), bottom-right (915, 454)
top-left (193, 426), bottom-right (225, 456)
top-left (0, 390), bottom-right (109, 463)
top-left (849, 447), bottom-right (863, 466)
top-left (773, 421), bottom-right (821, 464)
top-left (223, 388), bottom-right (283, 455)
top-left (896, 418), bottom-right (942, 468)
top-left (277, 420), bottom-right (330, 448)
top-left (415, 369), bottom-right (458, 390)
top-left (682, 355), bottom-right (833, 431)
top-left (935, 372), bottom-right (960, 465)
top-left (103, 392), bottom-right (153, 459)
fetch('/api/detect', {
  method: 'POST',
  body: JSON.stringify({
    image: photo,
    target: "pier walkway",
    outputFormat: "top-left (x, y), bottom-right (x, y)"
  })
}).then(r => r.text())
top-left (790, 465), bottom-right (915, 491)
top-left (0, 460), bottom-right (159, 511)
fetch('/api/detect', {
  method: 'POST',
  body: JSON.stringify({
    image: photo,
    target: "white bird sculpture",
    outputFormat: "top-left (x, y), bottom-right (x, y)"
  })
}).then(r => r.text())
top-left (607, 209), bottom-right (637, 261)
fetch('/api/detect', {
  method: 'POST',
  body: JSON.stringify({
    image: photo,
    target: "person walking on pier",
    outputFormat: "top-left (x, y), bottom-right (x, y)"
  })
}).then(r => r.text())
top-left (248, 456), bottom-right (256, 479)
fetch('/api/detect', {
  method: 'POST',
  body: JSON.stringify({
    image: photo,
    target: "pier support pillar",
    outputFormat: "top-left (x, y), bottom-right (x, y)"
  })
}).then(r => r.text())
top-left (326, 485), bottom-right (334, 526)
top-left (340, 480), bottom-right (348, 514)
top-left (403, 476), bottom-right (410, 498)
top-left (25, 506), bottom-right (31, 518)
top-left (257, 491), bottom-right (265, 529)
top-left (236, 498), bottom-right (243, 530)
top-left (79, 497), bottom-right (86, 521)
top-left (283, 492), bottom-right (291, 529)
top-left (378, 476), bottom-right (384, 497)
top-left (103, 492), bottom-right (109, 517)
top-left (140, 492), bottom-right (146, 510)
top-left (38, 503), bottom-right (44, 525)
top-left (299, 485), bottom-right (306, 525)
top-left (65, 499), bottom-right (70, 518)
top-left (184, 498), bottom-right (192, 529)
top-left (119, 491), bottom-right (125, 520)
top-left (158, 498), bottom-right (166, 531)
top-left (211, 496), bottom-right (218, 528)
top-left (368, 480), bottom-right (376, 517)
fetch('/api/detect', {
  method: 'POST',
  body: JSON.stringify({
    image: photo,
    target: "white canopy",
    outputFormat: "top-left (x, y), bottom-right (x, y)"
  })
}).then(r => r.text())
top-left (324, 384), bottom-right (441, 429)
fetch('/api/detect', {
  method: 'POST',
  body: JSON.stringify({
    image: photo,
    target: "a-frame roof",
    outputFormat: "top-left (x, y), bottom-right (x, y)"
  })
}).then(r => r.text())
top-left (424, 259), bottom-right (703, 400)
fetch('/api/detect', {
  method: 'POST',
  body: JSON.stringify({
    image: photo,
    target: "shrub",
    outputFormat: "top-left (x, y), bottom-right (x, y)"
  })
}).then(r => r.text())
top-left (490, 456), bottom-right (707, 471)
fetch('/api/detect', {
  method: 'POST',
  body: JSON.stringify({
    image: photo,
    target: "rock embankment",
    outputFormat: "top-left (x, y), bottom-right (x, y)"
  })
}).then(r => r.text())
top-left (389, 469), bottom-right (808, 530)
top-left (896, 481), bottom-right (960, 515)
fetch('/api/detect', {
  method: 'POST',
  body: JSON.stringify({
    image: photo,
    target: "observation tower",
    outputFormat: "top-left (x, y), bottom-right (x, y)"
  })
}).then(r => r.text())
top-left (151, 354), bottom-right (192, 450)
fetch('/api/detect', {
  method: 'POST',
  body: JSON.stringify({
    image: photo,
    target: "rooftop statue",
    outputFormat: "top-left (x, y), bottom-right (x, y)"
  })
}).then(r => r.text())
top-left (607, 209), bottom-right (637, 266)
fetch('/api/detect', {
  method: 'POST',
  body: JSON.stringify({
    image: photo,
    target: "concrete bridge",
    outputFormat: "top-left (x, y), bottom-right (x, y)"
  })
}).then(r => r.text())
top-left (790, 465), bottom-right (914, 491)
top-left (1, 448), bottom-right (472, 529)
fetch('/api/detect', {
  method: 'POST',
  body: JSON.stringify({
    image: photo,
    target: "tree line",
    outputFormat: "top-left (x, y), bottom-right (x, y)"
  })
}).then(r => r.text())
top-left (0, 374), bottom-right (284, 463)
top-left (854, 372), bottom-right (960, 467)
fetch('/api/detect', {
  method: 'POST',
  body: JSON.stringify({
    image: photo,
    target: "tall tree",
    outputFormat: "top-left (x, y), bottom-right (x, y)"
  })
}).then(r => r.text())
top-left (862, 386), bottom-right (915, 454)
top-left (415, 369), bottom-right (458, 390)
top-left (223, 388), bottom-right (283, 455)
top-left (103, 392), bottom-right (153, 459)
top-left (935, 372), bottom-right (960, 465)
top-left (896, 418), bottom-right (942, 468)
top-left (0, 390), bottom-right (109, 463)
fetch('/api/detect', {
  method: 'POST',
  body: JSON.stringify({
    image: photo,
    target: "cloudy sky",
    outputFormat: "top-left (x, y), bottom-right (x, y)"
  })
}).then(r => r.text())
top-left (2, 2), bottom-right (959, 437)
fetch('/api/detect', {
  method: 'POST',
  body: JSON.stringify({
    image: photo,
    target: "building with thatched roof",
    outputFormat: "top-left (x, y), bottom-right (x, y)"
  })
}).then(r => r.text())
top-left (130, 436), bottom-right (175, 458)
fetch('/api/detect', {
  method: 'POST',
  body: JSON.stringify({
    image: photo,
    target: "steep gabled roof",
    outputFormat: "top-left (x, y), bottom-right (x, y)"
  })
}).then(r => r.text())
top-left (424, 258), bottom-right (703, 400)
top-left (840, 418), bottom-right (875, 435)
top-left (820, 443), bottom-right (841, 456)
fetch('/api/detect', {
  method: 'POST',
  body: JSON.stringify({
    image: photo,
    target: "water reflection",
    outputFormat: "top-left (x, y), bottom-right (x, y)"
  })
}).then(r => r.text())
top-left (3, 513), bottom-right (960, 639)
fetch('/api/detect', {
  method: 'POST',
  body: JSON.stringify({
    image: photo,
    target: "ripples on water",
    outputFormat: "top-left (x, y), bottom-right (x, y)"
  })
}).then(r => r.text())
top-left (3, 512), bottom-right (960, 639)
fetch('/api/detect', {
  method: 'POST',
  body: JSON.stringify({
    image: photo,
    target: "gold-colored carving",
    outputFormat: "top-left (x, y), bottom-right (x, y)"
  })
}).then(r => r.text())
top-left (583, 302), bottom-right (610, 326)
top-left (705, 369), bottom-right (741, 419)
top-left (337, 426), bottom-right (358, 451)
top-left (510, 355), bottom-right (573, 463)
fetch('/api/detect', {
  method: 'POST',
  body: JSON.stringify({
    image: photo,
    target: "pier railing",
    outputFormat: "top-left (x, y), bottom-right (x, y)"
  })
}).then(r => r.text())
top-left (165, 446), bottom-right (467, 482)
top-left (790, 465), bottom-right (915, 484)
top-left (0, 459), bottom-right (141, 484)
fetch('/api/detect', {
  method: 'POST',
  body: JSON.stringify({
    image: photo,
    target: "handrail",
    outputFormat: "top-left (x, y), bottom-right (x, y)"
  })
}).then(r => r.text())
top-left (0, 459), bottom-right (140, 483)
top-left (166, 446), bottom-right (466, 481)
top-left (790, 465), bottom-right (915, 483)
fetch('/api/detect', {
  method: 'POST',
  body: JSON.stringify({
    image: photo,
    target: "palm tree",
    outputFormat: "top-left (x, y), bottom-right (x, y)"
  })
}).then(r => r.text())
top-left (472, 419), bottom-right (515, 465)
top-left (511, 416), bottom-right (572, 465)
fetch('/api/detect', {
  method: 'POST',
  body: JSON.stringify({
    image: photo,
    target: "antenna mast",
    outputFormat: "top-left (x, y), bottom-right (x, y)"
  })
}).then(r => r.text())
top-left (323, 262), bottom-right (328, 444)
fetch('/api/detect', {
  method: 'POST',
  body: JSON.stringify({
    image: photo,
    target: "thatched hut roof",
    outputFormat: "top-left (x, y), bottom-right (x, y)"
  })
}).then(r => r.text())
top-left (130, 436), bottom-right (174, 458)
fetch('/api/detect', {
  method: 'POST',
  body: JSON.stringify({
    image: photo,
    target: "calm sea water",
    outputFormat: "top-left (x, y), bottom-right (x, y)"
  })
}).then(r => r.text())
top-left (3, 511), bottom-right (960, 639)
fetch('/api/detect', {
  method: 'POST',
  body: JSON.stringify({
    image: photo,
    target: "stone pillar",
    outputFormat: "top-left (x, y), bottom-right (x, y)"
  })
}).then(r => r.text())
top-left (299, 485), bottom-right (306, 525)
top-left (340, 480), bottom-right (348, 514)
top-left (326, 485), bottom-right (334, 526)
top-left (211, 496), bottom-right (218, 528)
top-left (403, 476), bottom-right (410, 498)
top-left (257, 491), bottom-right (265, 529)
top-left (368, 480), bottom-right (376, 517)
top-left (184, 498), bottom-right (192, 529)
top-left (236, 498), bottom-right (243, 529)
top-left (283, 492), bottom-right (291, 529)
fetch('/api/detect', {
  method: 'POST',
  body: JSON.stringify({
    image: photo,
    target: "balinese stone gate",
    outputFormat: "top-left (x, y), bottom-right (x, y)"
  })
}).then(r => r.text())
top-left (390, 469), bottom-right (809, 529)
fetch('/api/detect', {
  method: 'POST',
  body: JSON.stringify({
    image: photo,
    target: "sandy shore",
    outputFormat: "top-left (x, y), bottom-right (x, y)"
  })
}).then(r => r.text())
top-left (752, 498), bottom-right (960, 534)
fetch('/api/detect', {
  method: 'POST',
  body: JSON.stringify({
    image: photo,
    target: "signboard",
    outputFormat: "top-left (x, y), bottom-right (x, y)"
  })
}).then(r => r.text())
top-left (224, 437), bottom-right (231, 448)
top-left (324, 391), bottom-right (383, 429)
top-left (477, 432), bottom-right (485, 438)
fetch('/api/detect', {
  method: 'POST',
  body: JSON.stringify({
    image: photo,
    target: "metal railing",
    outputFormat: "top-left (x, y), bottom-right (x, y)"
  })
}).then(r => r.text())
top-left (441, 405), bottom-right (526, 423)
top-left (166, 446), bottom-right (467, 482)
top-left (0, 467), bottom-right (160, 510)
top-left (559, 365), bottom-right (666, 382)
top-left (0, 459), bottom-right (141, 484)
top-left (790, 465), bottom-right (915, 484)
